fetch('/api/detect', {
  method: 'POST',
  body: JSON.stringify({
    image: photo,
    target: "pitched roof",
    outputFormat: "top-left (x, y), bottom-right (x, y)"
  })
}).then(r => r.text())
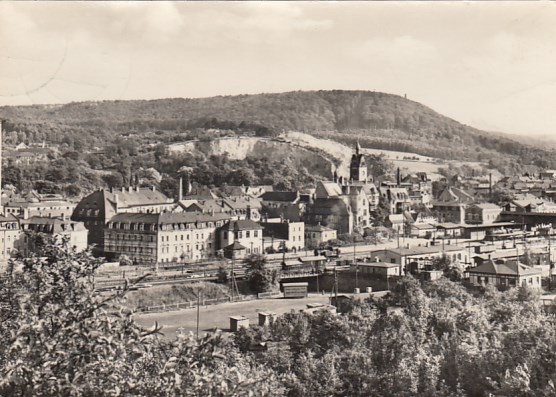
top-left (315, 181), bottom-right (342, 198)
top-left (106, 188), bottom-right (172, 207)
top-left (225, 241), bottom-right (247, 251)
top-left (469, 260), bottom-right (541, 276)
top-left (222, 197), bottom-right (262, 210)
top-left (22, 216), bottom-right (86, 233)
top-left (471, 203), bottom-right (501, 210)
top-left (220, 219), bottom-right (263, 231)
top-left (108, 212), bottom-right (230, 225)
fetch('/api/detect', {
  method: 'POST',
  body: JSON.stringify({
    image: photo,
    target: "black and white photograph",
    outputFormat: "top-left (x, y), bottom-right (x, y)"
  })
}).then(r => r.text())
top-left (1, 1), bottom-right (556, 396)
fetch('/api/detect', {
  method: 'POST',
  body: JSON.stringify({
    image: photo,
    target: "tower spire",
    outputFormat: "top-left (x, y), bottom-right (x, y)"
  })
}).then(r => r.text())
top-left (356, 139), bottom-right (361, 155)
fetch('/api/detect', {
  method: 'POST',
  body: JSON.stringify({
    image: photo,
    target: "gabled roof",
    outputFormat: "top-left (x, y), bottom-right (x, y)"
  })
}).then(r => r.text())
top-left (220, 219), bottom-right (263, 231)
top-left (225, 241), bottom-right (247, 251)
top-left (315, 181), bottom-right (342, 199)
top-left (470, 203), bottom-right (502, 210)
top-left (469, 260), bottom-right (541, 276)
top-left (22, 216), bottom-right (86, 233)
top-left (222, 196), bottom-right (262, 210)
top-left (108, 212), bottom-right (230, 226)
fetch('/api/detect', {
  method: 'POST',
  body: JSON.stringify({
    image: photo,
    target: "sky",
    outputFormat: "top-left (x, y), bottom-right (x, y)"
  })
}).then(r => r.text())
top-left (1, 1), bottom-right (555, 137)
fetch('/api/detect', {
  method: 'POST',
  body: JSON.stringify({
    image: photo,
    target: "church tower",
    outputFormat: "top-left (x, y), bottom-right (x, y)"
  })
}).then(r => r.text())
top-left (349, 140), bottom-right (367, 182)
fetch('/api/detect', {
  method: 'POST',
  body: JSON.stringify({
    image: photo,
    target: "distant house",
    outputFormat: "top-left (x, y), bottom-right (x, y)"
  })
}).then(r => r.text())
top-left (305, 223), bottom-right (337, 249)
top-left (260, 220), bottom-right (304, 252)
top-left (261, 191), bottom-right (306, 222)
top-left (305, 197), bottom-right (353, 235)
top-left (372, 244), bottom-right (469, 274)
top-left (432, 186), bottom-right (474, 224)
top-left (19, 216), bottom-right (88, 255)
top-left (218, 219), bottom-right (264, 258)
top-left (351, 260), bottom-right (400, 277)
top-left (465, 203), bottom-right (502, 225)
top-left (467, 259), bottom-right (542, 289)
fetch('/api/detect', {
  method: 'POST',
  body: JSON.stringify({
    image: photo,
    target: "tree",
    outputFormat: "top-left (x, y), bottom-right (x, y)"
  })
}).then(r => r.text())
top-left (244, 254), bottom-right (278, 294)
top-left (0, 238), bottom-right (284, 397)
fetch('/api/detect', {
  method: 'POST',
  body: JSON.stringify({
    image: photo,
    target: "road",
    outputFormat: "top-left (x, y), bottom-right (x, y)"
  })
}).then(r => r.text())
top-left (135, 292), bottom-right (386, 339)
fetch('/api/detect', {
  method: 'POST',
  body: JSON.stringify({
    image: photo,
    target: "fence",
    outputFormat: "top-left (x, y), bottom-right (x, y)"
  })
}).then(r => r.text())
top-left (257, 291), bottom-right (283, 299)
top-left (135, 294), bottom-right (258, 314)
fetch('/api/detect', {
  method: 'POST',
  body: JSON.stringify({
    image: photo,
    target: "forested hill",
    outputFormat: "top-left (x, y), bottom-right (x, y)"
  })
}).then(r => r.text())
top-left (0, 90), bottom-right (552, 169)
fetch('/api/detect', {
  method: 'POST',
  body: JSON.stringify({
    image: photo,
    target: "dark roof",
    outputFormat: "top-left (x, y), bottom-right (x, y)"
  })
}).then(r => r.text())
top-left (0, 214), bottom-right (20, 223)
top-left (22, 216), bottom-right (86, 233)
top-left (261, 191), bottom-right (299, 202)
top-left (468, 260), bottom-right (541, 276)
top-left (220, 219), bottom-right (263, 231)
top-left (225, 241), bottom-right (247, 251)
top-left (108, 212), bottom-right (231, 225)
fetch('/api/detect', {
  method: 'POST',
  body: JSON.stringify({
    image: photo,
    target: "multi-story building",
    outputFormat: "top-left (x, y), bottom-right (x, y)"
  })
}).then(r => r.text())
top-left (18, 217), bottom-right (88, 255)
top-left (431, 186), bottom-right (474, 224)
top-left (260, 191), bottom-right (306, 222)
top-left (306, 197), bottom-right (353, 235)
top-left (72, 186), bottom-right (176, 249)
top-left (305, 224), bottom-right (337, 249)
top-left (218, 219), bottom-right (264, 259)
top-left (465, 203), bottom-right (502, 225)
top-left (3, 191), bottom-right (76, 220)
top-left (260, 220), bottom-right (304, 252)
top-left (104, 212), bottom-right (231, 267)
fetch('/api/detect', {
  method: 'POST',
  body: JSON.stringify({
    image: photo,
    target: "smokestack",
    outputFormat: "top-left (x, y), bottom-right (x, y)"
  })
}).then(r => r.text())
top-left (179, 177), bottom-right (183, 201)
top-left (397, 168), bottom-right (401, 187)
top-left (489, 173), bottom-right (492, 198)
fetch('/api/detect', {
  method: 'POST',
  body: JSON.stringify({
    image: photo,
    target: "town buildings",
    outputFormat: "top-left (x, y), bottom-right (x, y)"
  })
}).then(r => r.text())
top-left (467, 259), bottom-right (542, 289)
top-left (18, 217), bottom-right (88, 255)
top-left (260, 220), bottom-right (304, 252)
top-left (72, 187), bottom-right (175, 249)
top-left (305, 224), bottom-right (337, 249)
top-left (219, 219), bottom-right (264, 259)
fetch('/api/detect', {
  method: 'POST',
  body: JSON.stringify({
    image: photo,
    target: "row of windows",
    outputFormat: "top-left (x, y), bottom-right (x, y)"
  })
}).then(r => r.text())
top-left (111, 234), bottom-right (155, 242)
top-left (160, 233), bottom-right (212, 242)
top-left (224, 230), bottom-right (259, 239)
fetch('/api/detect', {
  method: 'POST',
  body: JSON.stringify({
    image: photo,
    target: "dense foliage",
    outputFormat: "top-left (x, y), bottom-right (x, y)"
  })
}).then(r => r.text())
top-left (235, 277), bottom-right (556, 397)
top-left (2, 240), bottom-right (556, 396)
top-left (0, 242), bottom-right (283, 397)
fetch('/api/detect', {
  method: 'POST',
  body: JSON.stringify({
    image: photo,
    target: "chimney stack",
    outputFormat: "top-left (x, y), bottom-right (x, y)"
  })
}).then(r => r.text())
top-left (178, 177), bottom-right (183, 201)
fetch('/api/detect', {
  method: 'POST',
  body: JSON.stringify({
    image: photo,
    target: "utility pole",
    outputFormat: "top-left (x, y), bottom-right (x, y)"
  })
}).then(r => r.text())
top-left (549, 230), bottom-right (553, 290)
top-left (196, 291), bottom-right (201, 339)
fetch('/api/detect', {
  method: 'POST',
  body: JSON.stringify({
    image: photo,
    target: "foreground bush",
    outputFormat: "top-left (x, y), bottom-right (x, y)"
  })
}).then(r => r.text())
top-left (0, 240), bottom-right (283, 397)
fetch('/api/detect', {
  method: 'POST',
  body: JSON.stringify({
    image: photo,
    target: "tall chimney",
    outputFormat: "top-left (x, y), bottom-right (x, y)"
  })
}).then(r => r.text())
top-left (397, 167), bottom-right (401, 187)
top-left (489, 173), bottom-right (493, 198)
top-left (179, 177), bottom-right (183, 201)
